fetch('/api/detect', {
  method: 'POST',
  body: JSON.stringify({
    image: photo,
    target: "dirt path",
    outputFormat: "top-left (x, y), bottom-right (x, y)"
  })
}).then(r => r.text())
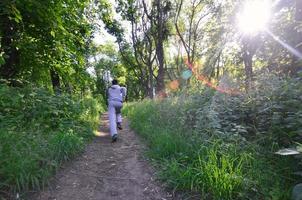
top-left (31, 113), bottom-right (177, 200)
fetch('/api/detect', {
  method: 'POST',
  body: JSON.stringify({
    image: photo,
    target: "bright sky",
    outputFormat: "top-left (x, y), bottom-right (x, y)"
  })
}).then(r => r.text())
top-left (93, 21), bottom-right (117, 46)
top-left (92, 0), bottom-right (131, 47)
top-left (237, 0), bottom-right (271, 35)
top-left (88, 0), bottom-right (131, 76)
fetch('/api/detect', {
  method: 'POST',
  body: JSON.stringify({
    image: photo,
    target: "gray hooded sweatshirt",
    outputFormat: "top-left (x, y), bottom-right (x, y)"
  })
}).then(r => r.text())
top-left (107, 85), bottom-right (127, 102)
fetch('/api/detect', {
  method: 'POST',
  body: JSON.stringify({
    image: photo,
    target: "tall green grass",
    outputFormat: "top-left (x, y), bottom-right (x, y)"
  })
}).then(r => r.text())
top-left (124, 87), bottom-right (299, 200)
top-left (0, 84), bottom-right (103, 198)
top-left (124, 101), bottom-right (250, 199)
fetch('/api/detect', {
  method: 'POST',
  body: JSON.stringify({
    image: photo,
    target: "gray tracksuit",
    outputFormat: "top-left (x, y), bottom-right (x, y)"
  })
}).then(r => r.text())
top-left (107, 85), bottom-right (127, 136)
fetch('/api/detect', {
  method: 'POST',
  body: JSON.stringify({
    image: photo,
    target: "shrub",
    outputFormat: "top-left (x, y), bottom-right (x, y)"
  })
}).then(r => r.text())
top-left (124, 73), bottom-right (301, 199)
top-left (0, 84), bottom-right (103, 198)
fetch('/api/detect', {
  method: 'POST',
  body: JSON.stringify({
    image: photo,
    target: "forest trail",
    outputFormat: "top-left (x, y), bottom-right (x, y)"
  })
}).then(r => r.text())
top-left (31, 113), bottom-right (176, 200)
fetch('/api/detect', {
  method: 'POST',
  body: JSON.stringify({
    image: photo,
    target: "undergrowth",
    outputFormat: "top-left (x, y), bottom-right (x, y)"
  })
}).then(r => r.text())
top-left (124, 74), bottom-right (302, 199)
top-left (0, 84), bottom-right (103, 198)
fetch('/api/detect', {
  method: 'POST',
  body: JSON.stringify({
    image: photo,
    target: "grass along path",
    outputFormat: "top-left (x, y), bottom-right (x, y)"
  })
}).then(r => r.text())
top-left (29, 113), bottom-right (176, 200)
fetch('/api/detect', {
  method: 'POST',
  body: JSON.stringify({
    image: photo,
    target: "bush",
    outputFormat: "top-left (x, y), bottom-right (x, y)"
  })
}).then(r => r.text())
top-left (0, 84), bottom-right (103, 198)
top-left (124, 73), bottom-right (302, 199)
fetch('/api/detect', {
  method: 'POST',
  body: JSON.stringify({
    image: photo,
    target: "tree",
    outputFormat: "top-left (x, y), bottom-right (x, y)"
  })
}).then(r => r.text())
top-left (116, 0), bottom-right (171, 97)
top-left (174, 0), bottom-right (214, 65)
top-left (294, 0), bottom-right (302, 74)
top-left (0, 0), bottom-right (95, 93)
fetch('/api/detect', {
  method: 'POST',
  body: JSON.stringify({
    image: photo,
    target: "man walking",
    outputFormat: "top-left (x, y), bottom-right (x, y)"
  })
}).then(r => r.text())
top-left (107, 79), bottom-right (127, 142)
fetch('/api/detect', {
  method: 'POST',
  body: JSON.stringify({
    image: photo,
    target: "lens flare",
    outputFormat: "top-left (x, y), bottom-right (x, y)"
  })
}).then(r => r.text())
top-left (266, 30), bottom-right (302, 60)
top-left (168, 80), bottom-right (180, 91)
top-left (184, 59), bottom-right (241, 95)
top-left (181, 70), bottom-right (193, 80)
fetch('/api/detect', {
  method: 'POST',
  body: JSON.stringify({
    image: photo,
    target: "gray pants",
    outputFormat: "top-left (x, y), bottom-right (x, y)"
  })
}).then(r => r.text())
top-left (108, 100), bottom-right (123, 136)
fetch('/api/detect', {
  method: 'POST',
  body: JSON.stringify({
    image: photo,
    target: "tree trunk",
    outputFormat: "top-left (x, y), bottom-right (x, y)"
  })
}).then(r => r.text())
top-left (242, 37), bottom-right (257, 92)
top-left (148, 63), bottom-right (154, 98)
top-left (0, 16), bottom-right (19, 80)
top-left (155, 0), bottom-right (165, 95)
top-left (243, 51), bottom-right (253, 91)
top-left (293, 0), bottom-right (302, 75)
top-left (50, 69), bottom-right (61, 93)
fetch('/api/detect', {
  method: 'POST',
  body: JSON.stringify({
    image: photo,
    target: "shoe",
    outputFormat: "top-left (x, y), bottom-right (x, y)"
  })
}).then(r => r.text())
top-left (112, 134), bottom-right (118, 142)
top-left (117, 122), bottom-right (122, 130)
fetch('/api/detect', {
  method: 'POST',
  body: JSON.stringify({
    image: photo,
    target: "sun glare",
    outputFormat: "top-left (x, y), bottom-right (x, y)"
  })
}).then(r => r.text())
top-left (237, 0), bottom-right (271, 34)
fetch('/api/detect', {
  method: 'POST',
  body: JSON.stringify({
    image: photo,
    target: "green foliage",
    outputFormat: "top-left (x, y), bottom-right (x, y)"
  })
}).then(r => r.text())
top-left (0, 84), bottom-right (103, 198)
top-left (124, 73), bottom-right (302, 199)
top-left (157, 144), bottom-right (249, 199)
top-left (0, 0), bottom-right (97, 92)
top-left (49, 131), bottom-right (84, 162)
top-left (125, 101), bottom-right (250, 199)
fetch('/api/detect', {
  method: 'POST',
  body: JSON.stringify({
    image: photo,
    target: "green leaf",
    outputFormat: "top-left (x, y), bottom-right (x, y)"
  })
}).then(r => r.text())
top-left (50, 30), bottom-right (55, 38)
top-left (297, 143), bottom-right (302, 152)
top-left (11, 5), bottom-right (22, 23)
top-left (0, 55), bottom-right (5, 65)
